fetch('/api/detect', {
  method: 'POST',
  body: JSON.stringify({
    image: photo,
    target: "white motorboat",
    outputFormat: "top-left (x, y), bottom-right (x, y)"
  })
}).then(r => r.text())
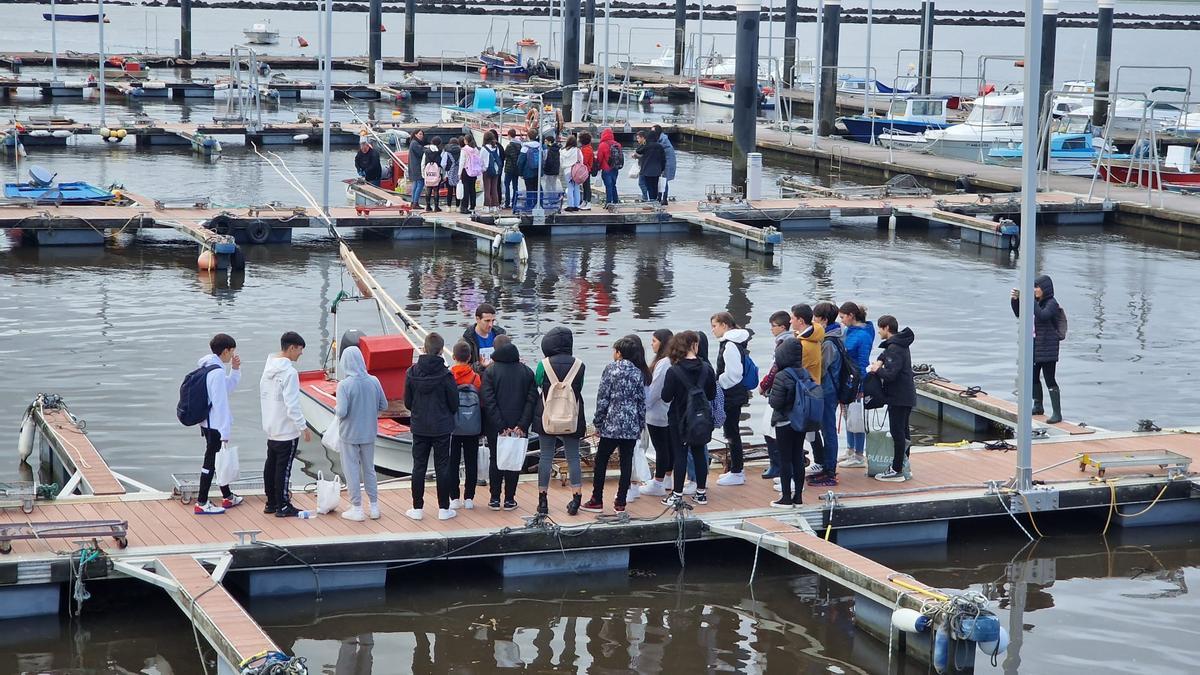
top-left (882, 92), bottom-right (1026, 162)
top-left (243, 20), bottom-right (280, 45)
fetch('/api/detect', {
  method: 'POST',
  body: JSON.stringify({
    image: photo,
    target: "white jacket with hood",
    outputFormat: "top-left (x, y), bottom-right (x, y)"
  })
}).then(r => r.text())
top-left (716, 328), bottom-right (750, 390)
top-left (198, 354), bottom-right (240, 441)
top-left (260, 354), bottom-right (307, 442)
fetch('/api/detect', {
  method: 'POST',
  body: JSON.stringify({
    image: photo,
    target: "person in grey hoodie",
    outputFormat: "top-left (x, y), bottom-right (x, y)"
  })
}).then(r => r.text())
top-left (653, 124), bottom-right (677, 204)
top-left (259, 331), bottom-right (310, 518)
top-left (335, 346), bottom-right (388, 522)
top-left (403, 332), bottom-right (460, 520)
top-left (407, 130), bottom-right (425, 208)
top-left (582, 335), bottom-right (650, 513)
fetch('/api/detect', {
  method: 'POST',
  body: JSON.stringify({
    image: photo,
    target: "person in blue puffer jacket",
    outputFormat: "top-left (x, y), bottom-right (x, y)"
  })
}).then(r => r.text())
top-left (837, 301), bottom-right (875, 468)
top-left (583, 335), bottom-right (650, 513)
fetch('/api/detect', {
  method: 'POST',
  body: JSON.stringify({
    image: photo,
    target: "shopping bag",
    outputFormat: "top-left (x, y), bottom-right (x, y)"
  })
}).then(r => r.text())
top-left (865, 410), bottom-right (911, 478)
top-left (628, 162), bottom-right (640, 180)
top-left (478, 445), bottom-right (490, 479)
top-left (632, 440), bottom-right (652, 483)
top-left (214, 444), bottom-right (240, 485)
top-left (496, 434), bottom-right (528, 472)
top-left (456, 181), bottom-right (465, 200)
top-left (321, 417), bottom-right (342, 453)
top-left (845, 400), bottom-right (866, 434)
top-left (316, 471), bottom-right (343, 514)
top-left (757, 405), bottom-right (775, 438)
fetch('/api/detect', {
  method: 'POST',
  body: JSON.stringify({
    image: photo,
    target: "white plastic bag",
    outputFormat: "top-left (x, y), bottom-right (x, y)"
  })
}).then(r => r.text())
top-left (628, 161), bottom-right (640, 180)
top-left (845, 400), bottom-right (866, 434)
top-left (478, 445), bottom-right (490, 477)
top-left (322, 417), bottom-right (342, 453)
top-left (214, 444), bottom-right (239, 486)
top-left (632, 440), bottom-right (652, 483)
top-left (456, 180), bottom-right (465, 200)
top-left (316, 471), bottom-right (342, 514)
top-left (496, 434), bottom-right (528, 472)
top-left (757, 405), bottom-right (776, 438)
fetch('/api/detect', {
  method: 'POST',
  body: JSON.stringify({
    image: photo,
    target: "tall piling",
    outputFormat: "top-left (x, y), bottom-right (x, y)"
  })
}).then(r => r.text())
top-left (585, 0), bottom-right (596, 65)
top-left (783, 0), bottom-right (798, 87)
top-left (1039, 0), bottom-right (1058, 113)
top-left (369, 0), bottom-right (382, 82)
top-left (917, 1), bottom-right (935, 94)
top-left (404, 0), bottom-right (416, 63)
top-left (732, 0), bottom-right (761, 191)
top-left (562, 0), bottom-right (582, 121)
top-left (180, 0), bottom-right (192, 59)
top-left (673, 0), bottom-right (687, 76)
top-left (817, 0), bottom-right (841, 136)
top-left (1093, 0), bottom-right (1114, 126)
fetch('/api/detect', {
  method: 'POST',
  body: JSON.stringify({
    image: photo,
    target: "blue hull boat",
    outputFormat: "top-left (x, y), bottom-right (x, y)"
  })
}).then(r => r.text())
top-left (43, 12), bottom-right (107, 23)
top-left (841, 116), bottom-right (950, 143)
top-left (4, 181), bottom-right (115, 204)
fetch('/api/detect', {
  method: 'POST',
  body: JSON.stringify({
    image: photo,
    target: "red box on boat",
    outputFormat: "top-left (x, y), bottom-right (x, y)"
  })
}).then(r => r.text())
top-left (358, 335), bottom-right (414, 401)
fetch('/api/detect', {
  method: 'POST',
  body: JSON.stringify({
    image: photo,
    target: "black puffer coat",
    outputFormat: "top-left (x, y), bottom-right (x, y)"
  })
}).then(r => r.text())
top-left (1010, 275), bottom-right (1063, 364)
top-left (876, 328), bottom-right (916, 408)
top-left (480, 341), bottom-right (537, 434)
top-left (767, 337), bottom-right (805, 427)
top-left (532, 327), bottom-right (587, 438)
top-left (403, 354), bottom-right (459, 436)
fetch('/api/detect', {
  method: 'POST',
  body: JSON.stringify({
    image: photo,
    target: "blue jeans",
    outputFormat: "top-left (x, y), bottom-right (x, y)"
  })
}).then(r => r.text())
top-left (410, 178), bottom-right (424, 207)
top-left (601, 169), bottom-right (619, 203)
top-left (764, 434), bottom-right (780, 476)
top-left (503, 172), bottom-right (520, 208)
top-left (686, 447), bottom-right (710, 482)
top-left (565, 180), bottom-right (580, 208)
top-left (820, 394), bottom-right (839, 474)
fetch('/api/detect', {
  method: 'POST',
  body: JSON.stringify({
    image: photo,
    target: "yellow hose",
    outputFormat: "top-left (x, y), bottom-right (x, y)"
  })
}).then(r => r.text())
top-left (888, 576), bottom-right (950, 602)
top-left (1017, 491), bottom-right (1046, 538)
top-left (1118, 480), bottom-right (1174, 519)
top-left (1101, 479), bottom-right (1118, 536)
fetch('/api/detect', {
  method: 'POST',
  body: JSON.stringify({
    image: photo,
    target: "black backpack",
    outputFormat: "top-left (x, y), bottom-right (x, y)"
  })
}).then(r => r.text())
top-left (609, 143), bottom-right (624, 171)
top-left (454, 384), bottom-right (481, 436)
top-left (543, 145), bottom-right (560, 176)
top-left (681, 369), bottom-right (715, 446)
top-left (862, 372), bottom-right (886, 410)
top-left (177, 363), bottom-right (220, 426)
top-left (826, 336), bottom-right (863, 405)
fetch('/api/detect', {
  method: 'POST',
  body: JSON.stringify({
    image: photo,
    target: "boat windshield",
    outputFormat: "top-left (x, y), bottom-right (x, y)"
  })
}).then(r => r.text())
top-left (967, 101), bottom-right (1022, 125)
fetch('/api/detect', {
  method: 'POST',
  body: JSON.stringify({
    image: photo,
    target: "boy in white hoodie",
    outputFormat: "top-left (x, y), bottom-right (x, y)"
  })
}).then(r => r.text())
top-left (711, 312), bottom-right (752, 486)
top-left (196, 333), bottom-right (242, 515)
top-left (260, 332), bottom-right (311, 518)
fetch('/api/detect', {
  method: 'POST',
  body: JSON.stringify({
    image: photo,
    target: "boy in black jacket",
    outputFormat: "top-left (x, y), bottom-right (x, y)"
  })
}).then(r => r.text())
top-left (867, 315), bottom-right (916, 483)
top-left (404, 333), bottom-right (459, 520)
top-left (480, 335), bottom-right (538, 511)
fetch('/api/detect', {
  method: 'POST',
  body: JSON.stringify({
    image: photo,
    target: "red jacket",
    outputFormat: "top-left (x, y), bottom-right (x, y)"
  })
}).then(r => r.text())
top-left (581, 144), bottom-right (595, 172)
top-left (597, 128), bottom-right (621, 172)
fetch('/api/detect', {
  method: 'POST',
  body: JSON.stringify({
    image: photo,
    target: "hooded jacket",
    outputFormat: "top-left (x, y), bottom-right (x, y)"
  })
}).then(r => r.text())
top-left (450, 363), bottom-right (481, 389)
top-left (199, 354), bottom-right (239, 441)
top-left (843, 321), bottom-right (876, 378)
top-left (659, 133), bottom-right (677, 181)
top-left (461, 324), bottom-right (507, 371)
top-left (716, 328), bottom-right (752, 408)
top-left (768, 337), bottom-right (806, 427)
top-left (441, 138), bottom-right (462, 185)
top-left (407, 135), bottom-right (425, 180)
top-left (797, 323), bottom-right (825, 384)
top-left (636, 136), bottom-right (666, 178)
top-left (820, 324), bottom-right (845, 397)
top-left (260, 353), bottom-right (306, 442)
top-left (597, 129), bottom-right (620, 172)
top-left (645, 357), bottom-right (672, 427)
top-left (758, 330), bottom-right (791, 395)
top-left (503, 137), bottom-right (523, 174)
top-left (355, 146), bottom-right (382, 183)
top-left (481, 340), bottom-right (538, 434)
top-left (403, 353), bottom-right (459, 436)
top-left (560, 145), bottom-right (581, 182)
top-left (1011, 274), bottom-right (1063, 364)
top-left (593, 359), bottom-right (647, 440)
top-left (517, 140), bottom-right (541, 179)
top-left (335, 347), bottom-right (388, 445)
top-left (532, 327), bottom-right (587, 437)
top-left (876, 327), bottom-right (917, 408)
top-left (661, 357), bottom-right (717, 436)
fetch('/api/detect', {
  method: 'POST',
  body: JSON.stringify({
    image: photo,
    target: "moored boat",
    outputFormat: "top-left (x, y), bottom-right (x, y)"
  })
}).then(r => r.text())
top-left (840, 95), bottom-right (956, 144)
top-left (243, 20), bottom-right (280, 45)
top-left (43, 12), bottom-right (108, 23)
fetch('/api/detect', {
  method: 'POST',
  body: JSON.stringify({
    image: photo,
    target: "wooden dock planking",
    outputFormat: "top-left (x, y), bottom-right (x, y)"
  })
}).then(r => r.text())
top-left (37, 408), bottom-right (126, 496)
top-left (920, 378), bottom-right (1096, 435)
top-left (156, 555), bottom-right (280, 665)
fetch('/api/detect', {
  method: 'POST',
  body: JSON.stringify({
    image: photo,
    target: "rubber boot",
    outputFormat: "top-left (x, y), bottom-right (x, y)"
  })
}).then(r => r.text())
top-left (537, 492), bottom-right (549, 515)
top-left (1031, 380), bottom-right (1045, 416)
top-left (1046, 387), bottom-right (1062, 424)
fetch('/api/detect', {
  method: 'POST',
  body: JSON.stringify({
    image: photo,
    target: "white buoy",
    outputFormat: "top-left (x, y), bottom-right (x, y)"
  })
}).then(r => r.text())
top-left (51, 130), bottom-right (73, 138)
top-left (30, 129), bottom-right (51, 137)
top-left (891, 608), bottom-right (931, 633)
top-left (293, 133), bottom-right (310, 142)
top-left (18, 412), bottom-right (35, 462)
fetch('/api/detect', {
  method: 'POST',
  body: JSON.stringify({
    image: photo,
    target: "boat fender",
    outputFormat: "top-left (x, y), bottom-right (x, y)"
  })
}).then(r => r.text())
top-left (491, 233), bottom-right (502, 252)
top-left (245, 220), bottom-right (272, 244)
top-left (115, 128), bottom-right (127, 139)
top-left (293, 133), bottom-right (310, 142)
top-left (51, 130), bottom-right (73, 138)
top-left (958, 614), bottom-right (1001, 644)
top-left (18, 411), bottom-right (35, 462)
top-left (890, 608), bottom-right (931, 633)
top-left (100, 127), bottom-right (111, 138)
top-left (978, 626), bottom-right (1009, 657)
top-left (932, 627), bottom-right (949, 674)
top-left (30, 129), bottom-right (51, 137)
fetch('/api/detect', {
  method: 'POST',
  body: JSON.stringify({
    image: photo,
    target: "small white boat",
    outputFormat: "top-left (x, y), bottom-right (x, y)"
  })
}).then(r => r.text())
top-left (883, 92), bottom-right (1026, 162)
top-left (243, 20), bottom-right (280, 45)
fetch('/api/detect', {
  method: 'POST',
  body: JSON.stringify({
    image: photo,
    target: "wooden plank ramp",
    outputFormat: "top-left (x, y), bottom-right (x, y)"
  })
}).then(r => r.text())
top-left (918, 378), bottom-right (1096, 436)
top-left (34, 407), bottom-right (126, 496)
top-left (672, 210), bottom-right (781, 254)
top-left (155, 554), bottom-right (280, 669)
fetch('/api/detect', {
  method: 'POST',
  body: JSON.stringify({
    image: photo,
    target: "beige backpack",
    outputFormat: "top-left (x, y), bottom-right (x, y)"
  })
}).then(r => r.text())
top-left (541, 357), bottom-right (582, 435)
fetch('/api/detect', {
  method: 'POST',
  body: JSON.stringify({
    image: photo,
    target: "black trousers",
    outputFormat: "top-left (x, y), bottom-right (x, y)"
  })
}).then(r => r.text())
top-left (670, 427), bottom-right (708, 493)
top-left (486, 431), bottom-right (520, 503)
top-left (647, 424), bottom-right (672, 480)
top-left (591, 437), bottom-right (636, 504)
top-left (1034, 361), bottom-right (1058, 391)
top-left (264, 438), bottom-right (299, 510)
top-left (723, 400), bottom-right (744, 473)
top-left (461, 174), bottom-right (478, 211)
top-left (449, 434), bottom-right (479, 500)
top-left (198, 427), bottom-right (233, 506)
top-left (411, 433), bottom-right (452, 510)
top-left (776, 424), bottom-right (807, 503)
top-left (888, 406), bottom-right (913, 473)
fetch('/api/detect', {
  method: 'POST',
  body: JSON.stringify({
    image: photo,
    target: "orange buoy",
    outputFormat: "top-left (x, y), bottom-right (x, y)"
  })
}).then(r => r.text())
top-left (381, 24), bottom-right (387, 32)
top-left (197, 250), bottom-right (216, 271)
top-left (479, 66), bottom-right (488, 76)
top-left (297, 36), bottom-right (309, 48)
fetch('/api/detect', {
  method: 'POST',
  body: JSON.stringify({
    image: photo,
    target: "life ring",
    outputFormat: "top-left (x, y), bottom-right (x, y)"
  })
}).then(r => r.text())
top-left (245, 220), bottom-right (272, 244)
top-left (517, 38), bottom-right (537, 47)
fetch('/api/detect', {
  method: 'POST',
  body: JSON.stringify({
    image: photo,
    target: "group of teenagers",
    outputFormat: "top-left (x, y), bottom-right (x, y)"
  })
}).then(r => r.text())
top-left (391, 125), bottom-right (678, 216)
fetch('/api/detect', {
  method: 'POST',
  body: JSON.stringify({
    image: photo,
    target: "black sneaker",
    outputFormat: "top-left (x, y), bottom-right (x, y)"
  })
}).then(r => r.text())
top-left (692, 491), bottom-right (708, 505)
top-left (275, 504), bottom-right (301, 518)
top-left (503, 499), bottom-right (518, 511)
top-left (489, 498), bottom-right (502, 511)
top-left (537, 493), bottom-right (549, 515)
top-left (263, 505), bottom-right (278, 514)
top-left (566, 494), bottom-right (582, 516)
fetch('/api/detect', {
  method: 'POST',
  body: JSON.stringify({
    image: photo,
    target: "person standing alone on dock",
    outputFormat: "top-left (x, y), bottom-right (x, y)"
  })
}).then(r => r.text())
top-left (481, 335), bottom-right (537, 511)
top-left (503, 129), bottom-right (523, 210)
top-left (1011, 276), bottom-right (1066, 424)
top-left (461, 303), bottom-right (505, 372)
top-left (334, 346), bottom-right (389, 522)
top-left (407, 130), bottom-right (425, 209)
top-left (597, 128), bottom-right (622, 205)
top-left (192, 334), bottom-right (242, 515)
top-left (711, 312), bottom-right (753, 487)
top-left (404, 333), bottom-right (460, 521)
top-left (355, 139), bottom-right (382, 188)
top-left (868, 315), bottom-right (916, 483)
top-left (259, 331), bottom-right (311, 518)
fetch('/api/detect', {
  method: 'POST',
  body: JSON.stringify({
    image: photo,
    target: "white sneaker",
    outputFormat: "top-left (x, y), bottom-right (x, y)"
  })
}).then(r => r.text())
top-left (716, 471), bottom-right (745, 486)
top-left (341, 506), bottom-right (365, 522)
top-left (405, 508), bottom-right (424, 521)
top-left (450, 498), bottom-right (464, 509)
top-left (193, 501), bottom-right (225, 515)
top-left (626, 485), bottom-right (640, 502)
top-left (839, 455), bottom-right (866, 468)
top-left (463, 499), bottom-right (474, 510)
top-left (874, 468), bottom-right (909, 483)
top-left (682, 481), bottom-right (698, 495)
top-left (773, 478), bottom-right (782, 492)
top-left (369, 504), bottom-right (381, 520)
top-left (806, 463), bottom-right (825, 476)
top-left (641, 479), bottom-right (667, 496)
top-left (580, 202), bottom-right (592, 210)
top-left (438, 508), bottom-right (458, 520)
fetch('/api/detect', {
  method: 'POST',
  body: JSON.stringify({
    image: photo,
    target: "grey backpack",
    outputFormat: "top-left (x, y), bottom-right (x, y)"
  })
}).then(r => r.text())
top-left (454, 384), bottom-right (481, 435)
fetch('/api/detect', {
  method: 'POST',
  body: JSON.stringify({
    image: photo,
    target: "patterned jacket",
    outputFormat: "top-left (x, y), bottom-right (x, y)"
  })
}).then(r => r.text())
top-left (593, 359), bottom-right (647, 440)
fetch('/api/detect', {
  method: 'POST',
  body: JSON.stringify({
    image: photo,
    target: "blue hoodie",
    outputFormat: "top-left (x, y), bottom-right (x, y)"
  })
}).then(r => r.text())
top-left (659, 133), bottom-right (677, 181)
top-left (335, 347), bottom-right (389, 445)
top-left (843, 322), bottom-right (876, 376)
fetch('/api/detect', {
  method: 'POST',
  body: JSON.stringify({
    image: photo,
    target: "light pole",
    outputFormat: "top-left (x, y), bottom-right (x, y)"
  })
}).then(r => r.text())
top-left (98, 0), bottom-right (106, 127)
top-left (321, 0), bottom-right (333, 214)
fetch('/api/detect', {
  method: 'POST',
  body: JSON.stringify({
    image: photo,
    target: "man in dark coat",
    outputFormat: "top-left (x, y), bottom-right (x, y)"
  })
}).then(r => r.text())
top-left (461, 302), bottom-right (507, 372)
top-left (403, 332), bottom-right (459, 520)
top-left (480, 335), bottom-right (537, 510)
top-left (868, 315), bottom-right (915, 482)
top-left (355, 140), bottom-right (383, 187)
top-left (407, 130), bottom-right (426, 208)
top-left (1011, 274), bottom-right (1065, 422)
